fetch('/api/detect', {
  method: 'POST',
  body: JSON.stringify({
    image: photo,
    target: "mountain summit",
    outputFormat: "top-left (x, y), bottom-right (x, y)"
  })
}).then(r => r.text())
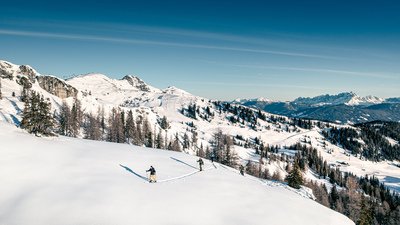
top-left (238, 92), bottom-right (399, 124)
top-left (293, 92), bottom-right (384, 107)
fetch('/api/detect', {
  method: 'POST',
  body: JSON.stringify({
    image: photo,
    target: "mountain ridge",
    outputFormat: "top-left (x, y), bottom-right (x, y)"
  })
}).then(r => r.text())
top-left (237, 92), bottom-right (400, 124)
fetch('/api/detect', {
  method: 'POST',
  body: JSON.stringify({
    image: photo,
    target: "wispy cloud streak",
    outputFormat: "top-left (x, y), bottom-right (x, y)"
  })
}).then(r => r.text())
top-left (176, 80), bottom-right (327, 90)
top-left (233, 64), bottom-right (399, 79)
top-left (0, 29), bottom-right (337, 59)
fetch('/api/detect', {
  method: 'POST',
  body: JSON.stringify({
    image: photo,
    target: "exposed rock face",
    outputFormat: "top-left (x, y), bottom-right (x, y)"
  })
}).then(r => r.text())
top-left (122, 75), bottom-right (151, 92)
top-left (37, 76), bottom-right (78, 99)
top-left (0, 61), bottom-right (14, 79)
top-left (19, 65), bottom-right (37, 83)
top-left (16, 76), bottom-right (33, 89)
top-left (0, 62), bottom-right (38, 82)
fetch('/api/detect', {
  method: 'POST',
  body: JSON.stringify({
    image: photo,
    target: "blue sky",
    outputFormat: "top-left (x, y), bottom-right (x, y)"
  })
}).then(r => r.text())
top-left (1, 0), bottom-right (399, 100)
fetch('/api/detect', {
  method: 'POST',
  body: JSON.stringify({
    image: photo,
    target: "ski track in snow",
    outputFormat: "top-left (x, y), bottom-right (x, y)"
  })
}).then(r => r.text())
top-left (120, 161), bottom-right (215, 184)
top-left (271, 130), bottom-right (314, 146)
top-left (218, 163), bottom-right (314, 200)
top-left (157, 167), bottom-right (214, 183)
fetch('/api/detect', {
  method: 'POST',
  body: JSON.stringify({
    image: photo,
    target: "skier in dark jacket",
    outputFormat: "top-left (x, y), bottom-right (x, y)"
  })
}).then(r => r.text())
top-left (197, 158), bottom-right (204, 171)
top-left (210, 153), bottom-right (215, 163)
top-left (146, 166), bottom-right (157, 183)
top-left (239, 165), bottom-right (245, 176)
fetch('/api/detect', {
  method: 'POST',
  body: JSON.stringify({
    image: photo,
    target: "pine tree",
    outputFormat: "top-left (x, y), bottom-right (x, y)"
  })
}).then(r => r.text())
top-left (21, 91), bottom-right (54, 135)
top-left (58, 101), bottom-right (71, 136)
top-left (155, 128), bottom-right (164, 149)
top-left (134, 116), bottom-right (143, 145)
top-left (107, 108), bottom-right (125, 143)
top-left (83, 113), bottom-right (101, 140)
top-left (183, 133), bottom-right (190, 149)
top-left (99, 106), bottom-right (106, 135)
top-left (329, 185), bottom-right (339, 209)
top-left (142, 116), bottom-right (153, 147)
top-left (118, 110), bottom-right (125, 143)
top-left (159, 115), bottom-right (170, 130)
top-left (198, 143), bottom-right (205, 158)
top-left (286, 162), bottom-right (303, 189)
top-left (125, 110), bottom-right (136, 144)
top-left (70, 98), bottom-right (83, 137)
top-left (222, 134), bottom-right (238, 167)
top-left (171, 133), bottom-right (181, 151)
top-left (20, 85), bottom-right (29, 102)
top-left (358, 196), bottom-right (373, 225)
top-left (37, 95), bottom-right (54, 134)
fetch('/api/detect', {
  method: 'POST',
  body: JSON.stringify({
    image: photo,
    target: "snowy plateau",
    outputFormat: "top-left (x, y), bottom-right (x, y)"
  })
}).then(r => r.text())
top-left (0, 59), bottom-right (399, 224)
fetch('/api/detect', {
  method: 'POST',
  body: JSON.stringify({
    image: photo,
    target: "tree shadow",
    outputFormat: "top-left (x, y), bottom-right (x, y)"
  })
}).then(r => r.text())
top-left (10, 115), bottom-right (20, 126)
top-left (382, 176), bottom-right (400, 192)
top-left (170, 157), bottom-right (198, 170)
top-left (119, 164), bottom-right (148, 182)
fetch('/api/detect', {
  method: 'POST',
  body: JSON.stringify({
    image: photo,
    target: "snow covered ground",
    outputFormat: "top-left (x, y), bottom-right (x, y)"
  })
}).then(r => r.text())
top-left (271, 129), bottom-right (400, 192)
top-left (0, 59), bottom-right (399, 194)
top-left (0, 122), bottom-right (354, 225)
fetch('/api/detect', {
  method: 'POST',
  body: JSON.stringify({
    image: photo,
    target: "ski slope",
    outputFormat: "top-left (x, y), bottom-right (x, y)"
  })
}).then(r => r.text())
top-left (0, 122), bottom-right (354, 225)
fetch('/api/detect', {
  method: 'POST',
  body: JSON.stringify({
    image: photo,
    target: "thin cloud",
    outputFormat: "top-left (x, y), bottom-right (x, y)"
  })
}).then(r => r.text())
top-left (1, 20), bottom-right (335, 50)
top-left (176, 80), bottom-right (327, 90)
top-left (233, 64), bottom-right (399, 79)
top-left (0, 29), bottom-right (337, 59)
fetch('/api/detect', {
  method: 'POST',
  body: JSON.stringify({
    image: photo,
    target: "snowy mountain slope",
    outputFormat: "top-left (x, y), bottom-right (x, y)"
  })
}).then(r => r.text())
top-left (293, 92), bottom-right (384, 107)
top-left (239, 92), bottom-right (400, 124)
top-left (0, 122), bottom-right (354, 225)
top-left (1, 59), bottom-right (399, 193)
top-left (267, 128), bottom-right (400, 192)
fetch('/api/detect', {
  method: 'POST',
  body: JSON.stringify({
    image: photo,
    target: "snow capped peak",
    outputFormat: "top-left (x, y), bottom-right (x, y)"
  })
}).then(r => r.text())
top-left (256, 97), bottom-right (272, 102)
top-left (0, 60), bottom-right (40, 79)
top-left (71, 73), bottom-right (110, 80)
top-left (122, 74), bottom-right (142, 82)
top-left (293, 92), bottom-right (354, 106)
top-left (293, 92), bottom-right (384, 107)
top-left (0, 60), bottom-right (17, 69)
top-left (121, 75), bottom-right (154, 92)
top-left (233, 97), bottom-right (272, 104)
top-left (346, 93), bottom-right (384, 106)
top-left (162, 86), bottom-right (191, 96)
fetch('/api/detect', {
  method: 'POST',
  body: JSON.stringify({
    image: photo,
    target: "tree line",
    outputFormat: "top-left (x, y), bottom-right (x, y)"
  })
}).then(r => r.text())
top-left (322, 122), bottom-right (400, 161)
top-left (250, 142), bottom-right (400, 225)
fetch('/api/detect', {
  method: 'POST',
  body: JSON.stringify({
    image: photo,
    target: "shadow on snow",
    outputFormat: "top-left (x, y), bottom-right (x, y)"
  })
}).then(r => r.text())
top-left (170, 157), bottom-right (198, 170)
top-left (119, 164), bottom-right (149, 182)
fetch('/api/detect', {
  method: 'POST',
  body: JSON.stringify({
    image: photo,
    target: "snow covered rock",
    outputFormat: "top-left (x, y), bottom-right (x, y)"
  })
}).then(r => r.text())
top-left (122, 75), bottom-right (153, 92)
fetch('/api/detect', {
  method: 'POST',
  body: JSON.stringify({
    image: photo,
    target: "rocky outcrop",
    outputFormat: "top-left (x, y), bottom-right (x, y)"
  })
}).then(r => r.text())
top-left (37, 76), bottom-right (78, 99)
top-left (19, 65), bottom-right (37, 83)
top-left (16, 76), bottom-right (33, 89)
top-left (0, 61), bottom-right (14, 79)
top-left (122, 75), bottom-right (151, 92)
top-left (0, 61), bottom-right (38, 82)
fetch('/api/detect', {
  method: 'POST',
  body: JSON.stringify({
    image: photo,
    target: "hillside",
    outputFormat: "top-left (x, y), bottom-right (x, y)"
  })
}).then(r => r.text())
top-left (1, 59), bottom-right (400, 224)
top-left (0, 122), bottom-right (354, 225)
top-left (1, 60), bottom-right (399, 189)
top-left (237, 92), bottom-right (400, 124)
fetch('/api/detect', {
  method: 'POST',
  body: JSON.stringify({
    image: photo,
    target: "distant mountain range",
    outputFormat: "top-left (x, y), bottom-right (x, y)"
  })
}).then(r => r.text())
top-left (234, 92), bottom-right (400, 124)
